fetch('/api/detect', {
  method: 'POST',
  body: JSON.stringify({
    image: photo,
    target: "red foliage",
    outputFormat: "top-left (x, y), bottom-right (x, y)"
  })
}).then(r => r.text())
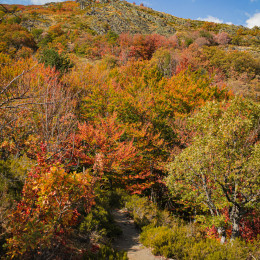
top-left (66, 115), bottom-right (143, 189)
top-left (207, 209), bottom-right (260, 242)
top-left (240, 211), bottom-right (260, 242)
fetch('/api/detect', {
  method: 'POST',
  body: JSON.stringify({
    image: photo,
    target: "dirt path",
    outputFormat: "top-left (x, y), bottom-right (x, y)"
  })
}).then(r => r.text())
top-left (112, 209), bottom-right (165, 260)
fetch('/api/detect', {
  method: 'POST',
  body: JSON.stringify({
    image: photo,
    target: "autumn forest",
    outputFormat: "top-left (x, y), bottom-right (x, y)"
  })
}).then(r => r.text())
top-left (0, 0), bottom-right (259, 259)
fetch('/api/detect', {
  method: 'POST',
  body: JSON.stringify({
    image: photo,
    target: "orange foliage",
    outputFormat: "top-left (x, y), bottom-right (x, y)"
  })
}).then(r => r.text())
top-left (0, 24), bottom-right (36, 55)
top-left (6, 163), bottom-right (95, 258)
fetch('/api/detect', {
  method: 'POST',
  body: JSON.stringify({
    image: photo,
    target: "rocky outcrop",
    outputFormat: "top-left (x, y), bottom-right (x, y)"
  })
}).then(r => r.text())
top-left (82, 1), bottom-right (176, 35)
top-left (18, 0), bottom-right (238, 36)
top-left (77, 0), bottom-right (118, 10)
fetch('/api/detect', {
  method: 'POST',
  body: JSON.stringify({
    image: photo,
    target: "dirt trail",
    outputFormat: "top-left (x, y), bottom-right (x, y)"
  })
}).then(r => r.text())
top-left (112, 209), bottom-right (165, 260)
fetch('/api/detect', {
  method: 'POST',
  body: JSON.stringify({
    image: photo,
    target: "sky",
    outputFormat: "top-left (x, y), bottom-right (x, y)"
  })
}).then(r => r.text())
top-left (1, 0), bottom-right (260, 28)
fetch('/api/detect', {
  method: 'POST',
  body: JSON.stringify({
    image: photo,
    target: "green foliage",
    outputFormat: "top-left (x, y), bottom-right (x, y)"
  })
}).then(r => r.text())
top-left (151, 48), bottom-right (176, 77)
top-left (79, 188), bottom-right (127, 243)
top-left (167, 97), bottom-right (260, 239)
top-left (0, 155), bottom-right (32, 202)
top-left (125, 195), bottom-right (172, 228)
top-left (107, 188), bottom-right (129, 209)
top-left (39, 48), bottom-right (73, 74)
top-left (106, 30), bottom-right (119, 44)
top-left (185, 37), bottom-right (194, 47)
top-left (0, 158), bottom-right (23, 252)
top-left (79, 205), bottom-right (122, 242)
top-left (201, 46), bottom-right (260, 77)
top-left (0, 155), bottom-right (33, 254)
top-left (84, 245), bottom-right (128, 260)
top-left (31, 28), bottom-right (44, 40)
top-left (7, 16), bottom-right (21, 25)
top-left (101, 55), bottom-right (119, 69)
top-left (140, 225), bottom-right (259, 259)
top-left (199, 30), bottom-right (213, 40)
top-left (38, 24), bottom-right (66, 47)
top-left (228, 51), bottom-right (260, 76)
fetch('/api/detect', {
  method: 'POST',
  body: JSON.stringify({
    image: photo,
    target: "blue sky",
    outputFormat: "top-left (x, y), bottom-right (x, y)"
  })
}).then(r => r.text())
top-left (1, 0), bottom-right (260, 28)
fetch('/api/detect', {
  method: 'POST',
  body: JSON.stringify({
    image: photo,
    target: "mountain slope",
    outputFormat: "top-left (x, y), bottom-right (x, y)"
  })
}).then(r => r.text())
top-left (2, 0), bottom-right (243, 36)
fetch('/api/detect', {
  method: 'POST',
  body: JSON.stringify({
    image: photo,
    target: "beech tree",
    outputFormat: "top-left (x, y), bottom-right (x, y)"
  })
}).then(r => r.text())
top-left (167, 98), bottom-right (260, 242)
top-left (70, 114), bottom-right (139, 189)
top-left (6, 164), bottom-right (95, 259)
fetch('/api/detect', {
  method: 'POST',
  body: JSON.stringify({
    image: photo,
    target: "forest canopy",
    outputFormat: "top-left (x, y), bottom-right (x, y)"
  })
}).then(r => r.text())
top-left (0, 1), bottom-right (259, 259)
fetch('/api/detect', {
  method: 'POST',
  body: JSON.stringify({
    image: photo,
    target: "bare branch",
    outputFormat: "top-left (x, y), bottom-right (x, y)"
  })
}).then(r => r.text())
top-left (0, 64), bottom-right (37, 97)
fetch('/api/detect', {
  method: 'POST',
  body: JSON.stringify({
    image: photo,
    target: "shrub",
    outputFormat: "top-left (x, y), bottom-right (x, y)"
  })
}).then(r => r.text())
top-left (184, 37), bottom-right (194, 47)
top-left (194, 37), bottom-right (210, 47)
top-left (214, 32), bottom-right (231, 45)
top-left (78, 188), bottom-right (127, 243)
top-left (106, 30), bottom-right (119, 44)
top-left (151, 48), bottom-right (177, 77)
top-left (16, 46), bottom-right (33, 59)
top-left (201, 46), bottom-right (260, 78)
top-left (140, 225), bottom-right (259, 259)
top-left (39, 48), bottom-right (73, 74)
top-left (0, 24), bottom-right (36, 55)
top-left (7, 16), bottom-right (21, 25)
top-left (6, 166), bottom-right (95, 259)
top-left (79, 205), bottom-right (122, 243)
top-left (125, 195), bottom-right (172, 228)
top-left (31, 28), bottom-right (44, 41)
top-left (83, 245), bottom-right (128, 260)
top-left (199, 30), bottom-right (213, 40)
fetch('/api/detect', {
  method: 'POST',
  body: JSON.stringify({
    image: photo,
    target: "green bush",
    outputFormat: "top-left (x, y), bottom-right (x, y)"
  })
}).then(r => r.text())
top-left (185, 37), bottom-right (194, 47)
top-left (79, 189), bottom-right (127, 243)
top-left (39, 48), bottom-right (73, 74)
top-left (199, 30), bottom-right (213, 40)
top-left (83, 245), bottom-right (128, 260)
top-left (108, 188), bottom-right (128, 209)
top-left (7, 16), bottom-right (21, 25)
top-left (79, 205), bottom-right (122, 242)
top-left (125, 195), bottom-right (172, 228)
top-left (140, 225), bottom-right (259, 260)
top-left (201, 46), bottom-right (260, 77)
top-left (106, 30), bottom-right (119, 44)
top-left (32, 28), bottom-right (44, 41)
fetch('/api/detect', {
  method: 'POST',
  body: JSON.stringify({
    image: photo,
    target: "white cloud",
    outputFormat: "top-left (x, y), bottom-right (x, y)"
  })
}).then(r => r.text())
top-left (197, 15), bottom-right (234, 25)
top-left (246, 12), bottom-right (260, 28)
top-left (30, 0), bottom-right (64, 4)
top-left (250, 0), bottom-right (257, 2)
top-left (197, 15), bottom-right (223, 24)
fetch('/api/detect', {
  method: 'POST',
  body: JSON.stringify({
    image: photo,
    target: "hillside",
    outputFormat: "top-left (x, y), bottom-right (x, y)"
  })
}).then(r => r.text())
top-left (1, 0), bottom-right (259, 99)
top-left (1, 0), bottom-right (258, 36)
top-left (0, 1), bottom-right (260, 259)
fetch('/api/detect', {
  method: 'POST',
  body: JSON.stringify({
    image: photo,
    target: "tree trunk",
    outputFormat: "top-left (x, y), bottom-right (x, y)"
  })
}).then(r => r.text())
top-left (217, 227), bottom-right (226, 244)
top-left (230, 205), bottom-right (240, 240)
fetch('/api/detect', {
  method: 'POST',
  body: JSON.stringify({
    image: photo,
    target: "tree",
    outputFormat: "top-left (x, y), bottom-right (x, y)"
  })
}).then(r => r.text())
top-left (0, 58), bottom-right (76, 161)
top-left (6, 164), bottom-right (95, 259)
top-left (167, 98), bottom-right (260, 242)
top-left (69, 114), bottom-right (140, 190)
